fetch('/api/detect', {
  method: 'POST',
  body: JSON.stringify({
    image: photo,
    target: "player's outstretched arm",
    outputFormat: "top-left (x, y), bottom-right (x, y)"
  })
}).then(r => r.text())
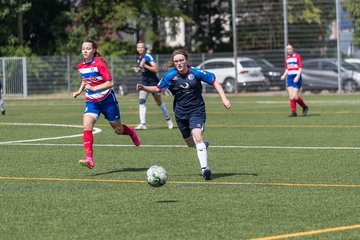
top-left (136, 84), bottom-right (160, 93)
top-left (213, 81), bottom-right (232, 109)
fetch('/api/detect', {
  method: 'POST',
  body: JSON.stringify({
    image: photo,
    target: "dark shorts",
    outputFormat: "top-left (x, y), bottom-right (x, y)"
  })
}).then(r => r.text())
top-left (176, 113), bottom-right (206, 139)
top-left (141, 77), bottom-right (159, 87)
top-left (287, 74), bottom-right (302, 89)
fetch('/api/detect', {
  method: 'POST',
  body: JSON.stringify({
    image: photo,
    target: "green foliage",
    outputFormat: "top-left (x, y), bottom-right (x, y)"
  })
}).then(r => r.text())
top-left (0, 0), bottom-right (32, 55)
top-left (343, 0), bottom-right (360, 47)
top-left (237, 0), bottom-right (335, 50)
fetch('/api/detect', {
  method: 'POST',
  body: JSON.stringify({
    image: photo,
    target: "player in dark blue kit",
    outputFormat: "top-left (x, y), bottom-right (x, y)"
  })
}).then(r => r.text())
top-left (137, 49), bottom-right (232, 180)
top-left (132, 42), bottom-right (173, 130)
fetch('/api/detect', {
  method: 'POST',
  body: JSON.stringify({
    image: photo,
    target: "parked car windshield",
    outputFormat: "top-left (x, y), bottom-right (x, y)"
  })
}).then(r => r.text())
top-left (342, 61), bottom-right (360, 71)
top-left (255, 59), bottom-right (274, 68)
top-left (240, 60), bottom-right (259, 68)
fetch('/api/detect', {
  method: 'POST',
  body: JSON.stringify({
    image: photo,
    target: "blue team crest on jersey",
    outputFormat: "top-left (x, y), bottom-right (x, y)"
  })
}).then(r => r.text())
top-left (188, 74), bottom-right (195, 80)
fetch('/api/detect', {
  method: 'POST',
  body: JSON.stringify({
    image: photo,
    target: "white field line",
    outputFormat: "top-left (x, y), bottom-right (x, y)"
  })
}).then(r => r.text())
top-left (0, 122), bottom-right (102, 145)
top-left (1, 122), bottom-right (360, 150)
top-left (1, 142), bottom-right (360, 150)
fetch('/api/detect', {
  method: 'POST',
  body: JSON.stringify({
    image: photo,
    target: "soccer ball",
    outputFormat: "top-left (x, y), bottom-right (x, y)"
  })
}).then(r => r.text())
top-left (146, 165), bottom-right (168, 187)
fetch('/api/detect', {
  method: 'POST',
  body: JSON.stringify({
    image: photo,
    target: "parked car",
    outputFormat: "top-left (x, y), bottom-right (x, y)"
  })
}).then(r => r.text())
top-left (196, 57), bottom-right (269, 93)
top-left (302, 58), bottom-right (360, 93)
top-left (253, 58), bottom-right (285, 90)
top-left (344, 58), bottom-right (360, 68)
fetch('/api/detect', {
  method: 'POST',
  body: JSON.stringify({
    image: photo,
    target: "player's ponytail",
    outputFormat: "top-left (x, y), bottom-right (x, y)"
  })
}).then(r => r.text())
top-left (163, 49), bottom-right (189, 70)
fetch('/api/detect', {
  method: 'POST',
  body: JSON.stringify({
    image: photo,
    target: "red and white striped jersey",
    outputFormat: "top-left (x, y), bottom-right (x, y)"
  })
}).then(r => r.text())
top-left (285, 53), bottom-right (302, 75)
top-left (77, 57), bottom-right (112, 102)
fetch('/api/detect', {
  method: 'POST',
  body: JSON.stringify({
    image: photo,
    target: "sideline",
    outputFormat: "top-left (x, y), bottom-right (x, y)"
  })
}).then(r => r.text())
top-left (251, 224), bottom-right (360, 240)
top-left (0, 176), bottom-right (360, 188)
top-left (1, 142), bottom-right (360, 151)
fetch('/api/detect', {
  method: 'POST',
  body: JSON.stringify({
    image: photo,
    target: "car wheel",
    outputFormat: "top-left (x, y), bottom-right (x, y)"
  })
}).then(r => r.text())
top-left (223, 78), bottom-right (235, 93)
top-left (260, 78), bottom-right (270, 91)
top-left (310, 89), bottom-right (322, 94)
top-left (343, 80), bottom-right (357, 93)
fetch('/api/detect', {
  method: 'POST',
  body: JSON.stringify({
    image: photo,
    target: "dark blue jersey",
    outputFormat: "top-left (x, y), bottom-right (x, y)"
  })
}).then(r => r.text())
top-left (136, 53), bottom-right (159, 83)
top-left (157, 66), bottom-right (216, 119)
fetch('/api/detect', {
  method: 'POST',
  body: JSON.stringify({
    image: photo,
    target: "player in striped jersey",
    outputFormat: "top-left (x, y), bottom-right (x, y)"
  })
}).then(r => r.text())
top-left (281, 43), bottom-right (309, 117)
top-left (73, 40), bottom-right (140, 169)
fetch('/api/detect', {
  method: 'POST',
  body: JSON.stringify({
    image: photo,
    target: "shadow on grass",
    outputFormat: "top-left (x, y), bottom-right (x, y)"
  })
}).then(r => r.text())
top-left (156, 200), bottom-right (179, 204)
top-left (211, 172), bottom-right (258, 180)
top-left (90, 167), bottom-right (148, 176)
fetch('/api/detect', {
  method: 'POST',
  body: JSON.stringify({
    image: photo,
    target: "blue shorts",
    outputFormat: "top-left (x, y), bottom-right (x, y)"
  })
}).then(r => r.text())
top-left (141, 77), bottom-right (159, 87)
top-left (287, 74), bottom-right (302, 89)
top-left (85, 91), bottom-right (120, 122)
top-left (176, 113), bottom-right (206, 139)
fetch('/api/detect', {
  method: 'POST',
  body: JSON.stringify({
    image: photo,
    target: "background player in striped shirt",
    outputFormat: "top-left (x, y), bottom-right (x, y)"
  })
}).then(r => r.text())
top-left (136, 49), bottom-right (232, 180)
top-left (0, 71), bottom-right (5, 115)
top-left (281, 43), bottom-right (309, 117)
top-left (132, 42), bottom-right (173, 130)
top-left (73, 40), bottom-right (140, 169)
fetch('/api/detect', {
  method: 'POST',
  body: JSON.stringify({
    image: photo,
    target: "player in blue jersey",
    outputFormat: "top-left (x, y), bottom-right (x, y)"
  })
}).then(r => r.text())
top-left (132, 42), bottom-right (173, 130)
top-left (0, 71), bottom-right (5, 115)
top-left (136, 49), bottom-right (232, 180)
top-left (73, 40), bottom-right (140, 169)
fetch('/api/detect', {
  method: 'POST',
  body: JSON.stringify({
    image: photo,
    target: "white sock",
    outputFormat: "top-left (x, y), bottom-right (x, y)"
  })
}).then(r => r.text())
top-left (139, 104), bottom-right (146, 125)
top-left (196, 142), bottom-right (208, 169)
top-left (159, 102), bottom-right (170, 120)
top-left (0, 99), bottom-right (4, 111)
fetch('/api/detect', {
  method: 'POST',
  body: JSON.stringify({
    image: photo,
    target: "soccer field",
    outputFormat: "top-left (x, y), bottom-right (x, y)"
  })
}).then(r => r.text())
top-left (1, 93), bottom-right (360, 240)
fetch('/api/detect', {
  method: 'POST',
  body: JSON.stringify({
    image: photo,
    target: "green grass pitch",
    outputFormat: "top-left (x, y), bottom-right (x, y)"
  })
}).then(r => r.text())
top-left (0, 93), bottom-right (360, 239)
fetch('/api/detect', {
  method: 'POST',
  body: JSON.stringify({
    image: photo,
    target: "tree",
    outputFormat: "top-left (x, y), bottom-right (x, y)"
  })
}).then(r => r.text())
top-left (0, 0), bottom-right (32, 55)
top-left (343, 0), bottom-right (360, 47)
top-left (235, 0), bottom-right (334, 50)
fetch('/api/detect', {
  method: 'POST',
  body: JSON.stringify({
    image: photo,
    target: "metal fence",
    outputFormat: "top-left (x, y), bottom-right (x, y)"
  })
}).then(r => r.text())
top-left (1, 0), bottom-right (359, 97)
top-left (0, 49), bottom-right (360, 97)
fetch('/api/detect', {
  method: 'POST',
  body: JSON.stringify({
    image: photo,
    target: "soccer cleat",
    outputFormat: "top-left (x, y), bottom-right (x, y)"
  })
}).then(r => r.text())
top-left (289, 112), bottom-right (297, 117)
top-left (135, 123), bottom-right (147, 130)
top-left (166, 119), bottom-right (174, 129)
top-left (201, 167), bottom-right (212, 181)
top-left (130, 128), bottom-right (141, 147)
top-left (79, 158), bottom-right (95, 169)
top-left (1, 110), bottom-right (5, 115)
top-left (302, 106), bottom-right (309, 116)
top-left (204, 141), bottom-right (209, 149)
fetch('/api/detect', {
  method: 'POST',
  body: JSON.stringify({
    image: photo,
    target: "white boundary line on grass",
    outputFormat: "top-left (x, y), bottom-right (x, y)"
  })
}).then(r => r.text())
top-left (2, 142), bottom-right (360, 150)
top-left (1, 122), bottom-right (360, 150)
top-left (0, 122), bottom-right (102, 145)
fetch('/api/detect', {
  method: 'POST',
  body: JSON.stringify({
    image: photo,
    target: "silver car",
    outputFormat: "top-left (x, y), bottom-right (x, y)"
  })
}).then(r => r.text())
top-left (302, 58), bottom-right (360, 93)
top-left (196, 57), bottom-right (268, 93)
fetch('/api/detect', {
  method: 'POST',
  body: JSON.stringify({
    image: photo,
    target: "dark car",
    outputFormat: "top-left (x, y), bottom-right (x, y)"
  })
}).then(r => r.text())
top-left (302, 58), bottom-right (360, 93)
top-left (254, 58), bottom-right (285, 90)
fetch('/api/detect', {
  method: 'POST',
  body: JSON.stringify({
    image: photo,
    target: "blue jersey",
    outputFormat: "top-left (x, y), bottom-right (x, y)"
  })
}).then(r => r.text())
top-left (136, 53), bottom-right (159, 83)
top-left (157, 66), bottom-right (215, 119)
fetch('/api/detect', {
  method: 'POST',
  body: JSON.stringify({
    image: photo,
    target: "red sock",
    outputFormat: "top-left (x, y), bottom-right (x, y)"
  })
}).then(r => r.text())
top-left (296, 97), bottom-right (306, 107)
top-left (290, 99), bottom-right (296, 113)
top-left (122, 124), bottom-right (132, 136)
top-left (83, 130), bottom-right (93, 158)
